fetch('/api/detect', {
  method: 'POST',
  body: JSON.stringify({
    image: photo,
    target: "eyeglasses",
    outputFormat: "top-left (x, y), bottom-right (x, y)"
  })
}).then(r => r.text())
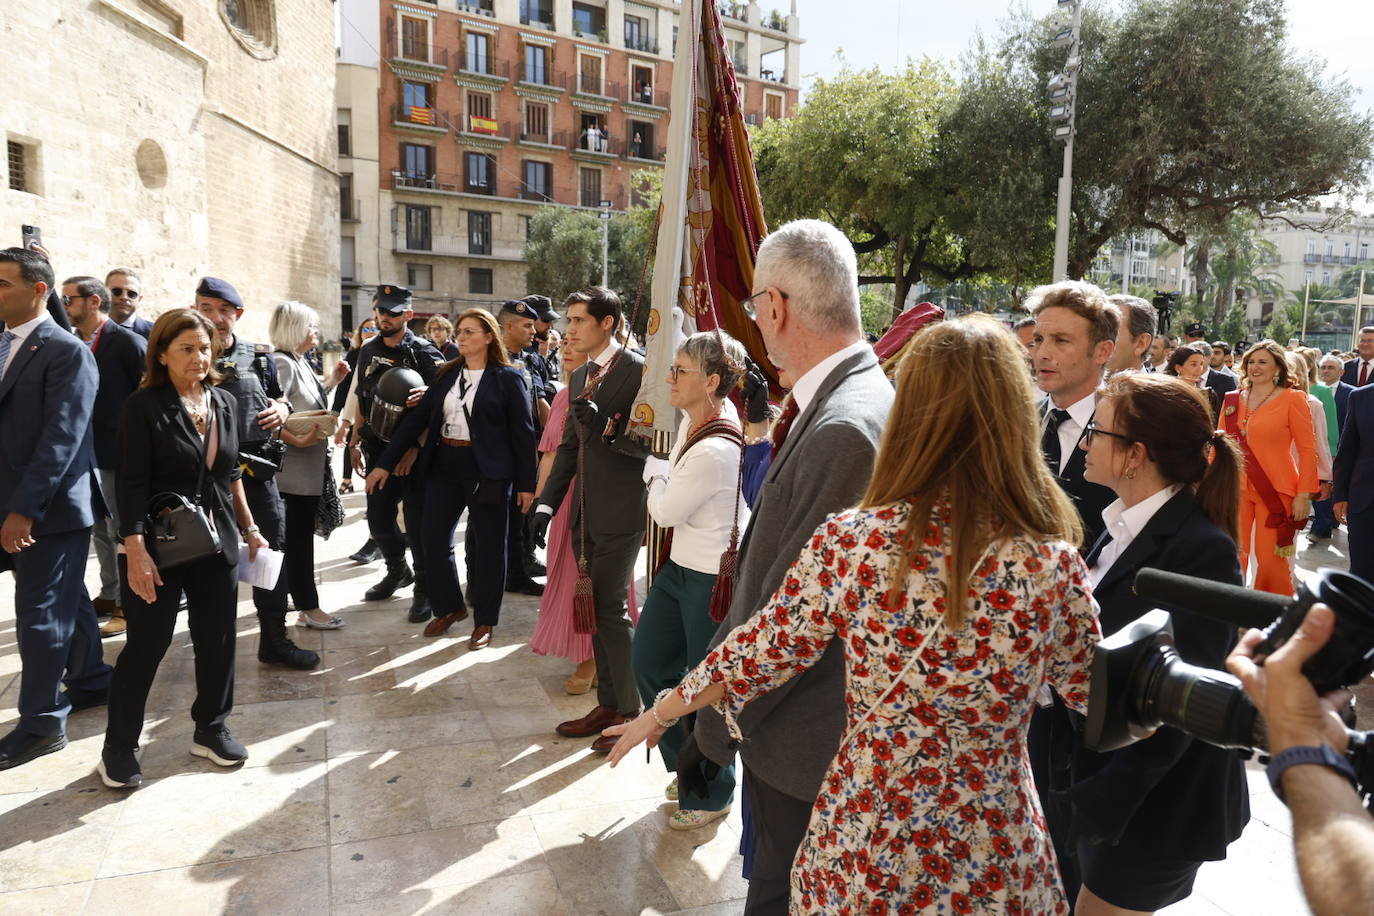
top-left (360, 325), bottom-right (377, 333)
top-left (667, 365), bottom-right (702, 382)
top-left (739, 287), bottom-right (789, 320)
top-left (60, 295), bottom-right (93, 306)
top-left (1080, 421), bottom-right (1134, 448)
top-left (109, 287), bottom-right (139, 299)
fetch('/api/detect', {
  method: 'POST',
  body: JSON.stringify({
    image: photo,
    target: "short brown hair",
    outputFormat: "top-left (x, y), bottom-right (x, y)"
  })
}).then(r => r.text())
top-left (1239, 339), bottom-right (1291, 391)
top-left (436, 308), bottom-right (510, 377)
top-left (426, 315), bottom-right (453, 334)
top-left (143, 309), bottom-right (222, 389)
top-left (1026, 280), bottom-right (1118, 346)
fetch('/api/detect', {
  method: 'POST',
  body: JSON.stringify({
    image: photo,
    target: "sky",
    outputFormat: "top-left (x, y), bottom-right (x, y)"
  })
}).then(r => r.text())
top-left (792, 0), bottom-right (1374, 125)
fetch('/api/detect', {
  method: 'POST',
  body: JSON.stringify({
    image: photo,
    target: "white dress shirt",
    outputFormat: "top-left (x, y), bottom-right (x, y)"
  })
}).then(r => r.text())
top-left (441, 368), bottom-right (483, 440)
top-left (790, 340), bottom-right (871, 415)
top-left (0, 312), bottom-right (49, 379)
top-left (1090, 483), bottom-right (1182, 587)
top-left (1042, 390), bottom-right (1097, 475)
top-left (645, 400), bottom-right (750, 574)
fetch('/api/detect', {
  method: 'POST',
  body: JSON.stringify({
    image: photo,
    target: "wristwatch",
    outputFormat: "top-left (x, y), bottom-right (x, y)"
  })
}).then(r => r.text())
top-left (1266, 744), bottom-right (1359, 804)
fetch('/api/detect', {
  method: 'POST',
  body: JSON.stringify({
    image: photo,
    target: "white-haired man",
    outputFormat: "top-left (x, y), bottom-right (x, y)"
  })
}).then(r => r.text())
top-left (681, 219), bottom-right (895, 913)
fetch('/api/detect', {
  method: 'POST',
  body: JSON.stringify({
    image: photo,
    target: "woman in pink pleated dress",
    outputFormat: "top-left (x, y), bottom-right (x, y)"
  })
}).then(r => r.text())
top-left (531, 345), bottom-right (638, 693)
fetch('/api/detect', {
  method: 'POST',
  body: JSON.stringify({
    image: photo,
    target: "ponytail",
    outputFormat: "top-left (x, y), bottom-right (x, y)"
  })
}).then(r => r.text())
top-left (1196, 430), bottom-right (1243, 544)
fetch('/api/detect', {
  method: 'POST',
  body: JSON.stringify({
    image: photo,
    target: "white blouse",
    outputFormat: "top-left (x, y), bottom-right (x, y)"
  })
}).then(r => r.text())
top-left (441, 368), bottom-right (483, 440)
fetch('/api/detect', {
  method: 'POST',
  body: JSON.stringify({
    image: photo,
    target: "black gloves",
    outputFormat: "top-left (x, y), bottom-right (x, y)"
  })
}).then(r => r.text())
top-left (527, 509), bottom-right (551, 549)
top-left (676, 729), bottom-right (723, 802)
top-left (741, 365), bottom-right (770, 425)
top-left (571, 397), bottom-right (600, 429)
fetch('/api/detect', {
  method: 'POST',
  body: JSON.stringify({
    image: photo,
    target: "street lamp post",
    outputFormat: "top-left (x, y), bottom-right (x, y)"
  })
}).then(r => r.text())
top-left (1050, 0), bottom-right (1082, 281)
top-left (599, 199), bottom-right (612, 287)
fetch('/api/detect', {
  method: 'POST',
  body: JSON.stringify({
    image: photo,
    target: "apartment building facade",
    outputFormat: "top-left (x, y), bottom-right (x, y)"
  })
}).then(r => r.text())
top-left (337, 0), bottom-right (802, 323)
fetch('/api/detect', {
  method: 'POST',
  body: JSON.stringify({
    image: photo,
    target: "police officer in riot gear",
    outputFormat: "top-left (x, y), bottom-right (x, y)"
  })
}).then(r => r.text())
top-left (342, 285), bottom-right (443, 621)
top-left (193, 278), bottom-right (319, 670)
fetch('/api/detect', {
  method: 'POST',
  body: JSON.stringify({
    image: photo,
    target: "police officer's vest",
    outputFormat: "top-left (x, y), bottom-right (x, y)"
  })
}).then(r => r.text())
top-left (215, 338), bottom-right (277, 446)
top-left (355, 333), bottom-right (439, 448)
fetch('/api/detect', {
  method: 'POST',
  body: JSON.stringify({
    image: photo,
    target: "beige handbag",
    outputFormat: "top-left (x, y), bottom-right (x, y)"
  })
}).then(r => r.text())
top-left (283, 409), bottom-right (338, 440)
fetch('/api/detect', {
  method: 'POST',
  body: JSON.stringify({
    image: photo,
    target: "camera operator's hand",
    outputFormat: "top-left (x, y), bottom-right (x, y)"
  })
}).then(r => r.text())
top-left (1227, 604), bottom-right (1351, 754)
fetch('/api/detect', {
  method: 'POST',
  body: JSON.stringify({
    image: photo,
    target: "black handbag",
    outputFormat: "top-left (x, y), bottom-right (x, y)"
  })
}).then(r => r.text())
top-left (238, 433), bottom-right (287, 481)
top-left (147, 406), bottom-right (222, 569)
top-left (315, 452), bottom-right (346, 538)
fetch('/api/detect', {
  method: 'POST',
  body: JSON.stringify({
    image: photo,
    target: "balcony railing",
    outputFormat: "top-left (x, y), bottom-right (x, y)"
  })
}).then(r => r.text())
top-left (572, 132), bottom-right (623, 156)
top-left (520, 11), bottom-right (555, 29)
top-left (625, 84), bottom-right (668, 107)
top-left (763, 11), bottom-right (788, 31)
top-left (391, 103), bottom-right (445, 130)
top-left (519, 68), bottom-right (570, 90)
top-left (760, 68), bottom-right (786, 83)
top-left (518, 128), bottom-right (570, 147)
top-left (1324, 253), bottom-right (1340, 264)
top-left (1343, 255), bottom-right (1359, 265)
top-left (576, 76), bottom-right (621, 98)
top-left (455, 50), bottom-right (510, 79)
top-left (717, 2), bottom-right (747, 22)
top-left (626, 143), bottom-right (665, 162)
top-left (385, 34), bottom-right (449, 69)
top-left (732, 58), bottom-right (748, 76)
top-left (624, 34), bottom-right (659, 54)
top-left (454, 114), bottom-right (515, 140)
top-left (1304, 253), bottom-right (1322, 264)
top-left (519, 186), bottom-right (554, 202)
top-left (456, 0), bottom-right (495, 16)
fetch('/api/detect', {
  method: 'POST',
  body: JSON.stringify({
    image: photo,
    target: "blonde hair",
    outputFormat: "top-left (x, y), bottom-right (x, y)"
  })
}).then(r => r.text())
top-left (1286, 352), bottom-right (1311, 393)
top-left (862, 314), bottom-right (1082, 626)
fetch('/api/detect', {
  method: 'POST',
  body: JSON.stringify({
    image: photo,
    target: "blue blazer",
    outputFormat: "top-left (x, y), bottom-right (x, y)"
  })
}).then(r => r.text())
top-left (1334, 384), bottom-right (1374, 514)
top-left (379, 363), bottom-right (536, 492)
top-left (1204, 367), bottom-right (1237, 401)
top-left (90, 318), bottom-right (147, 468)
top-left (0, 318), bottom-right (101, 535)
top-left (1072, 488), bottom-right (1249, 859)
top-left (1332, 380), bottom-right (1356, 437)
top-left (123, 315), bottom-right (154, 339)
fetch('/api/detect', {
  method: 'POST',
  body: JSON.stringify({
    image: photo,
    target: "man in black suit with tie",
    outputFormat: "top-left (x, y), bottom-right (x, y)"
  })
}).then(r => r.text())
top-left (1027, 279), bottom-right (1120, 896)
top-left (1342, 327), bottom-right (1374, 387)
top-left (105, 268), bottom-right (153, 339)
top-left (0, 248), bottom-right (112, 769)
top-left (529, 287), bottom-right (650, 752)
top-left (61, 277), bottom-right (146, 638)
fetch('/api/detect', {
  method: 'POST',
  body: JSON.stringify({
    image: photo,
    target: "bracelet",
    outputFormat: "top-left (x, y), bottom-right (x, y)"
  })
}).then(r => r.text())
top-left (241, 524), bottom-right (260, 537)
top-left (650, 688), bottom-right (681, 729)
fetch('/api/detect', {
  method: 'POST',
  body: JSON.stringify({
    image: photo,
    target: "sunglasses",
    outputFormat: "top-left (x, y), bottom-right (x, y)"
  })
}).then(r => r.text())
top-left (1080, 421), bottom-right (1134, 448)
top-left (360, 326), bottom-right (377, 333)
top-left (60, 295), bottom-right (93, 306)
top-left (110, 287), bottom-right (139, 299)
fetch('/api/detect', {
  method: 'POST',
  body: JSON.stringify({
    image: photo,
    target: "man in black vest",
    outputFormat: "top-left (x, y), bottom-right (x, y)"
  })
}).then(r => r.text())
top-left (194, 277), bottom-right (318, 670)
top-left (343, 285), bottom-right (443, 622)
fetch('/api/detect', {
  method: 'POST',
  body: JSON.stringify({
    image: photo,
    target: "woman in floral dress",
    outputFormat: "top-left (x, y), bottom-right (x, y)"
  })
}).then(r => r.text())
top-left (606, 315), bottom-right (1101, 914)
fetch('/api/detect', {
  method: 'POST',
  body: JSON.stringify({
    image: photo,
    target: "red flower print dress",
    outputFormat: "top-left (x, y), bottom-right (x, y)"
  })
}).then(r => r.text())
top-left (676, 501), bottom-right (1100, 915)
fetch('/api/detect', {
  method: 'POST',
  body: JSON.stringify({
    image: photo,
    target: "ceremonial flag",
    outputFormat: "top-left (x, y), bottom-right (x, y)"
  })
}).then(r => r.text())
top-left (628, 0), bottom-right (775, 446)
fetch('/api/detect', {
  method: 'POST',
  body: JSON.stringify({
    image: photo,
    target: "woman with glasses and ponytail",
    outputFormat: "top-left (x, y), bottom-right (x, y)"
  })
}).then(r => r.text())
top-left (1068, 372), bottom-right (1251, 915)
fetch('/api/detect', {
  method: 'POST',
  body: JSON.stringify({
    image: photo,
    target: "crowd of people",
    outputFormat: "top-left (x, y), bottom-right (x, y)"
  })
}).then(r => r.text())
top-left (1, 218), bottom-right (1372, 913)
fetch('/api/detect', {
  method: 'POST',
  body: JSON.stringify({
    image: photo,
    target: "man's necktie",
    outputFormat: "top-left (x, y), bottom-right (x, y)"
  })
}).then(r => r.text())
top-left (0, 331), bottom-right (15, 382)
top-left (1042, 407), bottom-right (1070, 474)
top-left (771, 395), bottom-right (801, 458)
top-left (1360, 361), bottom-right (1369, 387)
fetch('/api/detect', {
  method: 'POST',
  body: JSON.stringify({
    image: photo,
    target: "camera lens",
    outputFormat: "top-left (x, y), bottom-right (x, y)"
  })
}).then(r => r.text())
top-left (1143, 647), bottom-right (1261, 750)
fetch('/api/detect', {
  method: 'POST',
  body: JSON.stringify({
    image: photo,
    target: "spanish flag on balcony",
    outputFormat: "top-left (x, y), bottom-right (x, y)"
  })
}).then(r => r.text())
top-left (628, 0), bottom-right (775, 445)
top-left (469, 116), bottom-right (499, 135)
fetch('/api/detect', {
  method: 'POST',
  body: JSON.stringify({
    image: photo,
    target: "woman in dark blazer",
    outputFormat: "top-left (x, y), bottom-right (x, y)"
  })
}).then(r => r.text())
top-left (100, 309), bottom-right (269, 790)
top-left (366, 308), bottom-right (536, 650)
top-left (1070, 372), bottom-right (1251, 914)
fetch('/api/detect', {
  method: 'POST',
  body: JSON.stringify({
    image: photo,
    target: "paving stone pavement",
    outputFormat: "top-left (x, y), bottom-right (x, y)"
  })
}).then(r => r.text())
top-left (0, 493), bottom-right (1356, 914)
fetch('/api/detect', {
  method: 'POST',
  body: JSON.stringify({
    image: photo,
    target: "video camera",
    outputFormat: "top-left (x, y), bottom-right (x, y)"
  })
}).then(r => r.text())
top-left (1084, 567), bottom-right (1374, 804)
top-left (1151, 291), bottom-right (1179, 335)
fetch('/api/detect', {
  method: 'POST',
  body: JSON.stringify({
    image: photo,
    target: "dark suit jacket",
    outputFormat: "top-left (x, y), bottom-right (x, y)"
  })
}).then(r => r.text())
top-left (90, 318), bottom-right (147, 468)
top-left (1332, 380), bottom-right (1356, 437)
top-left (1335, 384), bottom-right (1374, 515)
top-left (0, 318), bottom-right (100, 535)
top-left (122, 315), bottom-right (154, 339)
top-left (695, 347), bottom-right (895, 799)
top-left (539, 346), bottom-right (650, 536)
top-left (1043, 401), bottom-right (1116, 551)
top-left (1341, 358), bottom-right (1374, 387)
top-left (1070, 489), bottom-right (1250, 860)
top-left (379, 363), bottom-right (536, 491)
top-left (1204, 367), bottom-right (1237, 401)
top-left (116, 384), bottom-right (242, 560)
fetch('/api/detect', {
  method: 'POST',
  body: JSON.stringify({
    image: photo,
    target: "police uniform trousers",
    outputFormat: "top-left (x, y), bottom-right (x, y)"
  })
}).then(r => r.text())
top-left (0, 527), bottom-right (112, 738)
top-left (425, 444), bottom-right (508, 625)
top-left (241, 474), bottom-right (290, 616)
top-left (106, 550), bottom-right (238, 750)
top-left (364, 443), bottom-right (427, 578)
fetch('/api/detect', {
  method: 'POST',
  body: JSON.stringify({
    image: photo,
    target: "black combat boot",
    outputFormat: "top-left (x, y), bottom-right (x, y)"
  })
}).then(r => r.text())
top-left (257, 614), bottom-right (320, 670)
top-left (365, 558), bottom-right (414, 601)
top-left (407, 580), bottom-right (432, 623)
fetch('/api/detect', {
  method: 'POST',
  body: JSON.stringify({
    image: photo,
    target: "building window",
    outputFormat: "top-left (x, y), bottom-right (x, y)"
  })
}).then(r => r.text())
top-left (579, 167), bottom-right (602, 208)
top-left (469, 211), bottom-right (492, 255)
top-left (401, 143), bottom-right (435, 181)
top-left (624, 14), bottom-right (649, 51)
top-left (522, 159), bottom-right (551, 200)
top-left (631, 65), bottom-right (654, 104)
top-left (1307, 239), bottom-right (1317, 255)
top-left (341, 236), bottom-right (356, 281)
top-left (571, 2), bottom-right (604, 35)
top-left (523, 102), bottom-right (550, 142)
top-left (465, 152), bottom-right (495, 193)
top-left (401, 16), bottom-right (429, 61)
top-left (220, 0), bottom-right (276, 55)
top-left (337, 109), bottom-right (352, 156)
top-left (578, 54), bottom-right (603, 95)
top-left (764, 92), bottom-right (783, 120)
top-left (627, 120), bottom-right (654, 159)
top-left (407, 264), bottom-right (433, 290)
top-left (522, 216), bottom-right (534, 241)
top-left (1305, 270), bottom-right (1313, 285)
top-left (405, 205), bottom-right (432, 250)
top-left (1362, 242), bottom-right (1370, 262)
top-left (579, 113), bottom-right (606, 151)
top-left (466, 91), bottom-right (495, 133)
top-left (340, 174), bottom-right (356, 220)
top-left (520, 0), bottom-right (552, 27)
top-left (1326, 242), bottom-right (1335, 258)
top-left (524, 44), bottom-right (547, 84)
top-left (7, 140), bottom-right (31, 193)
top-left (1323, 271), bottom-right (1332, 286)
top-left (401, 81), bottom-right (433, 125)
top-left (469, 268), bottom-right (493, 294)
top-left (465, 31), bottom-right (489, 73)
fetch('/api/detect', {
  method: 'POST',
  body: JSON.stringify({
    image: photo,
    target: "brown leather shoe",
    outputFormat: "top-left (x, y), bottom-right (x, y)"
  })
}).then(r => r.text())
top-left (468, 625), bottom-right (493, 651)
top-left (590, 727), bottom-right (632, 754)
top-left (92, 597), bottom-right (119, 619)
top-left (423, 609), bottom-right (469, 637)
top-left (99, 609), bottom-right (127, 639)
top-left (556, 704), bottom-right (622, 738)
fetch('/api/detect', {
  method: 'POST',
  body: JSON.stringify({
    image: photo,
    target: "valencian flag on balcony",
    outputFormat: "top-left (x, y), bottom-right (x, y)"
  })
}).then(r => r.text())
top-left (627, 0), bottom-right (776, 446)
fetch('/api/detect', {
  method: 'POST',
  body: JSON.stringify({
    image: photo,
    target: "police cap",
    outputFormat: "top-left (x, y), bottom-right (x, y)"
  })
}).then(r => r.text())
top-left (1184, 322), bottom-right (1208, 338)
top-left (196, 277), bottom-right (244, 310)
top-left (521, 294), bottom-right (558, 323)
top-left (374, 284), bottom-right (413, 314)
top-left (499, 299), bottom-right (537, 321)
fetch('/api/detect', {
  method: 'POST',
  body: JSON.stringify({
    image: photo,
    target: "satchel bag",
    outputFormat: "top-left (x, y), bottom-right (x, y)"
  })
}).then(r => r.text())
top-left (284, 408), bottom-right (339, 440)
top-left (147, 408), bottom-right (222, 569)
top-left (315, 449), bottom-right (346, 539)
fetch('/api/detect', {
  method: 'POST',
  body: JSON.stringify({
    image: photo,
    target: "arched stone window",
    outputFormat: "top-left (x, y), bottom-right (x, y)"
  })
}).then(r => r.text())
top-left (220, 0), bottom-right (277, 59)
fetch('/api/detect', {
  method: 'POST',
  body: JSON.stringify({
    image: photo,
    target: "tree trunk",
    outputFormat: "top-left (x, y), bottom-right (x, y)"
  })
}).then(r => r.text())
top-left (891, 234), bottom-right (911, 322)
top-left (1193, 242), bottom-right (1211, 325)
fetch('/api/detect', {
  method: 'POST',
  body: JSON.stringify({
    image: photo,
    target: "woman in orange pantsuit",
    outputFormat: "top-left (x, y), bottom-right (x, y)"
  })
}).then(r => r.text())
top-left (1219, 341), bottom-right (1319, 595)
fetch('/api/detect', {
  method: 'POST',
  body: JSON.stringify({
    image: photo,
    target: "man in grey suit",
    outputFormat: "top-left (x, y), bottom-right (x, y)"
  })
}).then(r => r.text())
top-left (530, 287), bottom-right (650, 752)
top-left (687, 220), bottom-right (895, 913)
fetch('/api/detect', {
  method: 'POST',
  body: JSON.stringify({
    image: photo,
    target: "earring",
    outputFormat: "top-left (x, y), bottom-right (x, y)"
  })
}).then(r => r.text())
top-left (1126, 468), bottom-right (1137, 480)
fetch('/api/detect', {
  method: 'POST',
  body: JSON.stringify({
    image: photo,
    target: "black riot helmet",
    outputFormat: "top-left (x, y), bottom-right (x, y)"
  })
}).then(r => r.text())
top-left (368, 366), bottom-right (424, 442)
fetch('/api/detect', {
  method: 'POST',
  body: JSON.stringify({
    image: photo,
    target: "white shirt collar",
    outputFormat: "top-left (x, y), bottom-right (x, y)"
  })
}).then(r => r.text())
top-left (1099, 483), bottom-right (1182, 550)
top-left (1046, 389), bottom-right (1097, 431)
top-left (791, 340), bottom-right (870, 414)
top-left (4, 312), bottom-right (50, 343)
top-left (589, 338), bottom-right (622, 370)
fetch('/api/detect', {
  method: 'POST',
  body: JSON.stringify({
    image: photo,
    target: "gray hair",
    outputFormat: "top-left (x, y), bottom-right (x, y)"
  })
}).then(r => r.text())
top-left (270, 300), bottom-right (319, 352)
top-left (1319, 354), bottom-right (1343, 369)
top-left (677, 330), bottom-right (748, 397)
top-left (754, 219), bottom-right (861, 336)
top-left (63, 275), bottom-right (111, 313)
top-left (1107, 294), bottom-right (1157, 341)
